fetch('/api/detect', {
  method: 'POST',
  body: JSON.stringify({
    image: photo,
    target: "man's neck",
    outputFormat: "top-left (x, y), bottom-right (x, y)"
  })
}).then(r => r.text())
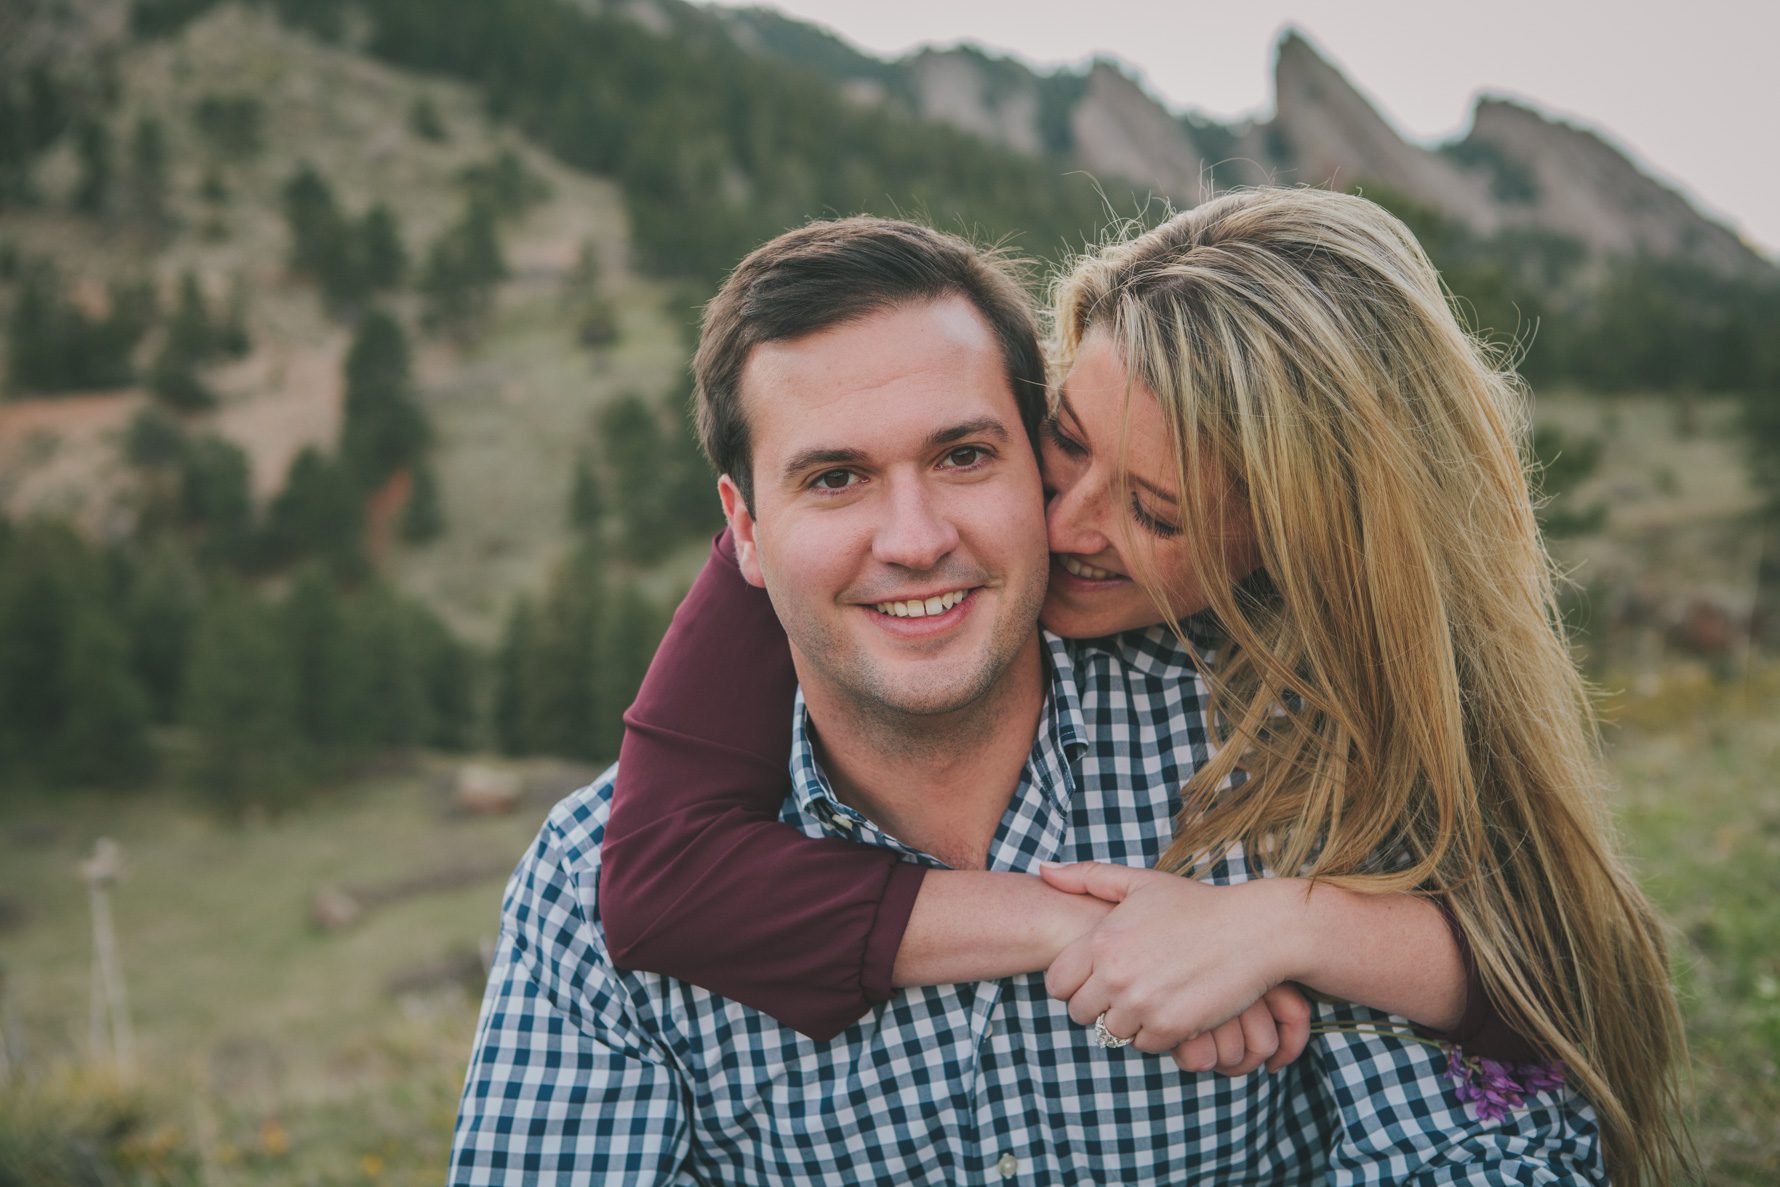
top-left (797, 635), bottom-right (1046, 871)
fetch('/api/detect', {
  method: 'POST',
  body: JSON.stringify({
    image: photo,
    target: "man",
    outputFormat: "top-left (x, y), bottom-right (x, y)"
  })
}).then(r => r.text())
top-left (450, 218), bottom-right (1601, 1184)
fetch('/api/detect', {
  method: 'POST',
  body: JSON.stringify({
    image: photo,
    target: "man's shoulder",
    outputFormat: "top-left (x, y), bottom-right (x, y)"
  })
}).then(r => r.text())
top-left (501, 766), bottom-right (620, 948)
top-left (534, 763), bottom-right (619, 870)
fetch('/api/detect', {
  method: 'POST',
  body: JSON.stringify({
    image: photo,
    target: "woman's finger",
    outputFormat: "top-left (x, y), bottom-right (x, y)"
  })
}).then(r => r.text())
top-left (1096, 1004), bottom-right (1142, 1048)
top-left (1065, 971), bottom-right (1114, 1029)
top-left (1039, 861), bottom-right (1144, 904)
top-left (1044, 937), bottom-right (1093, 1002)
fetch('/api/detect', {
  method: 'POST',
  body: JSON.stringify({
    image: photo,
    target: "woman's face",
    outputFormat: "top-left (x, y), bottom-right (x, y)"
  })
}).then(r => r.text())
top-left (1039, 331), bottom-right (1260, 638)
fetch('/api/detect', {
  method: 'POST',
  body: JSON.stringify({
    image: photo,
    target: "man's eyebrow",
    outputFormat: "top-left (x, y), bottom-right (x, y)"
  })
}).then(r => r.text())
top-left (780, 447), bottom-right (867, 482)
top-left (927, 417), bottom-right (1012, 448)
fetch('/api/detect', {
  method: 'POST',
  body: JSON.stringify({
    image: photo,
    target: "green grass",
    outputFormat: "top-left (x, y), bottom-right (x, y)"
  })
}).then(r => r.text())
top-left (0, 759), bottom-right (559, 1186)
top-left (1601, 670), bottom-right (1780, 1182)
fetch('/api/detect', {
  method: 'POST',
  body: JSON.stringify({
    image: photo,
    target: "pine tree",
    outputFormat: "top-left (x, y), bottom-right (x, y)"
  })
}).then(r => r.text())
top-left (601, 393), bottom-right (675, 562)
top-left (6, 260), bottom-right (61, 391)
top-left (346, 585), bottom-right (430, 749)
top-left (216, 273), bottom-right (252, 357)
top-left (0, 87), bottom-right (36, 207)
top-left (178, 435), bottom-right (255, 567)
top-left (125, 406), bottom-right (190, 470)
top-left (149, 343), bottom-right (217, 411)
top-left (400, 460), bottom-right (445, 542)
top-left (0, 522), bottom-right (87, 775)
top-left (123, 541), bottom-right (203, 723)
top-left (420, 199), bottom-right (506, 335)
top-left (281, 566), bottom-right (361, 750)
top-left (182, 585), bottom-right (306, 813)
top-left (72, 116), bottom-right (112, 215)
top-left (358, 202), bottom-right (407, 291)
top-left (53, 605), bottom-right (154, 786)
top-left (410, 606), bottom-right (474, 750)
top-left (528, 548), bottom-right (606, 759)
top-left (598, 583), bottom-right (663, 758)
top-left (409, 96), bottom-right (447, 142)
top-left (263, 445), bottom-right (366, 576)
top-left (568, 453), bottom-right (604, 538)
top-left (166, 270), bottom-right (214, 361)
top-left (340, 309), bottom-right (428, 489)
top-left (281, 162), bottom-right (341, 274)
top-left (493, 595), bottom-right (538, 755)
top-left (128, 116), bottom-right (169, 230)
top-left (0, 522), bottom-right (152, 786)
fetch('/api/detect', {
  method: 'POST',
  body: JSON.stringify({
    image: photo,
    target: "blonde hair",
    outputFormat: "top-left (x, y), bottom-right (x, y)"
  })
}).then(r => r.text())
top-left (1053, 187), bottom-right (1688, 1185)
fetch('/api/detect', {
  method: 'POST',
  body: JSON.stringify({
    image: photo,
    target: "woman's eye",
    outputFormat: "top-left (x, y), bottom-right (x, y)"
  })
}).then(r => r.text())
top-left (1129, 492), bottom-right (1182, 538)
top-left (1044, 421), bottom-right (1088, 458)
top-left (813, 470), bottom-right (857, 491)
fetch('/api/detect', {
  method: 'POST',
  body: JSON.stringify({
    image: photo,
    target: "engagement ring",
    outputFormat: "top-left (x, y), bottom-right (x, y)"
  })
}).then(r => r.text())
top-left (1093, 1011), bottom-right (1134, 1049)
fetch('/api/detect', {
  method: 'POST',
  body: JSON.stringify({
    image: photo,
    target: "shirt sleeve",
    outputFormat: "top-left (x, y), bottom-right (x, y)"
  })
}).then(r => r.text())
top-left (451, 818), bottom-right (691, 1185)
top-left (601, 528), bottom-right (928, 1041)
top-left (1414, 898), bottom-right (1542, 1065)
top-left (1311, 999), bottom-right (1605, 1186)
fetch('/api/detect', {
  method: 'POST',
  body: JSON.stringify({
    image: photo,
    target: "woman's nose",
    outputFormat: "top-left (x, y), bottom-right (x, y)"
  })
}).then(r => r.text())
top-left (1045, 465), bottom-right (1111, 559)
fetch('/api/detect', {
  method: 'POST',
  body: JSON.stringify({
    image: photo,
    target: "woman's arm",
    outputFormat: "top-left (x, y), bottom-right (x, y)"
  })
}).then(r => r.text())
top-left (1040, 863), bottom-right (1539, 1063)
top-left (603, 530), bottom-right (1102, 1039)
top-left (605, 532), bottom-right (1530, 1058)
top-left (603, 530), bottom-right (920, 1039)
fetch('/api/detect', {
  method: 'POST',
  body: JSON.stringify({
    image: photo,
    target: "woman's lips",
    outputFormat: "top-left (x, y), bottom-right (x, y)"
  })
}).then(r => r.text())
top-left (1055, 554), bottom-right (1128, 584)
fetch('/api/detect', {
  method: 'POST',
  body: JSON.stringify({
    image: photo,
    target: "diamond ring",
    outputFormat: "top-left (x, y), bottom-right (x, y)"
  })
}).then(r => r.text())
top-left (1093, 1011), bottom-right (1134, 1049)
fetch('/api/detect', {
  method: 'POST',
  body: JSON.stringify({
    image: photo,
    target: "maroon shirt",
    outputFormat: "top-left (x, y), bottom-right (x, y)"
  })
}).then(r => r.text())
top-left (602, 529), bottom-right (1534, 1060)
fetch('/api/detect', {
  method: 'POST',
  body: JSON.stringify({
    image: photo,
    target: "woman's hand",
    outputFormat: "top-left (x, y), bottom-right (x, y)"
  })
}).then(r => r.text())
top-left (1039, 862), bottom-right (1313, 1074)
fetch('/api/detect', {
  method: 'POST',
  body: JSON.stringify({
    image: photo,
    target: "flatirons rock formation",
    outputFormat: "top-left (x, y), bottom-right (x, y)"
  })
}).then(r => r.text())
top-left (717, 10), bottom-right (1768, 277)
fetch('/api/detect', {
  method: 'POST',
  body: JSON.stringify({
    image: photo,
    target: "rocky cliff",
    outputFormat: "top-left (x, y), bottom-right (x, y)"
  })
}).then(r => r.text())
top-left (718, 11), bottom-right (1767, 278)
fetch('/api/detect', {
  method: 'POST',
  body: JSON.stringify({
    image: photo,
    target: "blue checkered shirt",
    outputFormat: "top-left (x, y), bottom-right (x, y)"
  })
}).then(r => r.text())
top-left (451, 629), bottom-right (1604, 1184)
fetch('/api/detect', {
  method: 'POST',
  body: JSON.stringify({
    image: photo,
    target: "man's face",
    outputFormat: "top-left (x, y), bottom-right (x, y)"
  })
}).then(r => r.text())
top-left (721, 296), bottom-right (1049, 720)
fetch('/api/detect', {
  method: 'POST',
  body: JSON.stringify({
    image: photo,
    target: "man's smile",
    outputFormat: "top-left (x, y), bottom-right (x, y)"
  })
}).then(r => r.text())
top-left (870, 588), bottom-right (974, 618)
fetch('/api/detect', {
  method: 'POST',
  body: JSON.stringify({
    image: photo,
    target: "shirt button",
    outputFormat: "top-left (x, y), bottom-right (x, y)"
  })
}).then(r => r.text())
top-left (983, 1021), bottom-right (993, 1037)
top-left (996, 1153), bottom-right (1019, 1178)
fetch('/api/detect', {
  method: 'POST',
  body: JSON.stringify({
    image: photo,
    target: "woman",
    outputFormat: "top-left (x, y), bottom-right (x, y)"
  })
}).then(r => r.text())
top-left (602, 188), bottom-right (1686, 1183)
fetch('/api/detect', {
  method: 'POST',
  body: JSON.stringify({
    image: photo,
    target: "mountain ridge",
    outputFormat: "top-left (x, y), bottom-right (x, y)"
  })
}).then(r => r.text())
top-left (713, 8), bottom-right (1769, 278)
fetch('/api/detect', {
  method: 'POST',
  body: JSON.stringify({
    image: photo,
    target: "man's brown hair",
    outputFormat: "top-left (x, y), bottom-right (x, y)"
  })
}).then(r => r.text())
top-left (692, 216), bottom-right (1048, 511)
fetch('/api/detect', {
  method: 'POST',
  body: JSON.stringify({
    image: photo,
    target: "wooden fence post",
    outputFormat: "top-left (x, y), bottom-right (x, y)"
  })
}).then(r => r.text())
top-left (80, 837), bottom-right (135, 1079)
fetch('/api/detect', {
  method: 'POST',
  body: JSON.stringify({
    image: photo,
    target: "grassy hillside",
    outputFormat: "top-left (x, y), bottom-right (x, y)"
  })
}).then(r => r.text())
top-left (1, 4), bottom-right (696, 640)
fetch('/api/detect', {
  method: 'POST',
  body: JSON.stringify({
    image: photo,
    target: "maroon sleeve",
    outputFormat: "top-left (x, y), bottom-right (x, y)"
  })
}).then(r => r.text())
top-left (601, 528), bottom-right (927, 1041)
top-left (1414, 897), bottom-right (1541, 1064)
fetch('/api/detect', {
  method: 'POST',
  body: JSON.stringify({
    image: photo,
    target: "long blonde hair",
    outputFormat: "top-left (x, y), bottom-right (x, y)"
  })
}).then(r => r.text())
top-left (1053, 187), bottom-right (1688, 1185)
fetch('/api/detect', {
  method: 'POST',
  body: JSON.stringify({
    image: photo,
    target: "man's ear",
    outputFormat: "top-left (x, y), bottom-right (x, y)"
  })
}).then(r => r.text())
top-left (718, 474), bottom-right (768, 589)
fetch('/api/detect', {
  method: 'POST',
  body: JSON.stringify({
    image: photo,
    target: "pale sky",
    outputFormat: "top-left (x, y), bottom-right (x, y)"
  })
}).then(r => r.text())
top-left (707, 0), bottom-right (1780, 260)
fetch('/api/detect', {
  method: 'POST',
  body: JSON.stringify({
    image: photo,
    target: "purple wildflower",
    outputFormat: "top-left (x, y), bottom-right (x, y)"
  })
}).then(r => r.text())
top-left (1443, 1047), bottom-right (1567, 1123)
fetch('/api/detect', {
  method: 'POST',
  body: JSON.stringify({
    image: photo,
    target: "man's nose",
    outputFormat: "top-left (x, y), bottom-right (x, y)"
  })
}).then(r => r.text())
top-left (872, 479), bottom-right (959, 570)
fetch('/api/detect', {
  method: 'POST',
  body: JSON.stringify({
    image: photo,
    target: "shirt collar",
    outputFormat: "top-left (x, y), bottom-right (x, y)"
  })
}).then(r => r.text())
top-left (787, 630), bottom-right (1088, 838)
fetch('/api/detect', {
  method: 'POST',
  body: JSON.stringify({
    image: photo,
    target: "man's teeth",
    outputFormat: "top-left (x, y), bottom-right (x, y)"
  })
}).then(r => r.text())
top-left (873, 589), bottom-right (969, 618)
top-left (1061, 556), bottom-right (1118, 581)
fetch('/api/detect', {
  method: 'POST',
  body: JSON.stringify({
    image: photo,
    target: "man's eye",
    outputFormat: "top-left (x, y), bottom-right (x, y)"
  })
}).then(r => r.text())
top-left (813, 470), bottom-right (857, 491)
top-left (944, 446), bottom-right (987, 468)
